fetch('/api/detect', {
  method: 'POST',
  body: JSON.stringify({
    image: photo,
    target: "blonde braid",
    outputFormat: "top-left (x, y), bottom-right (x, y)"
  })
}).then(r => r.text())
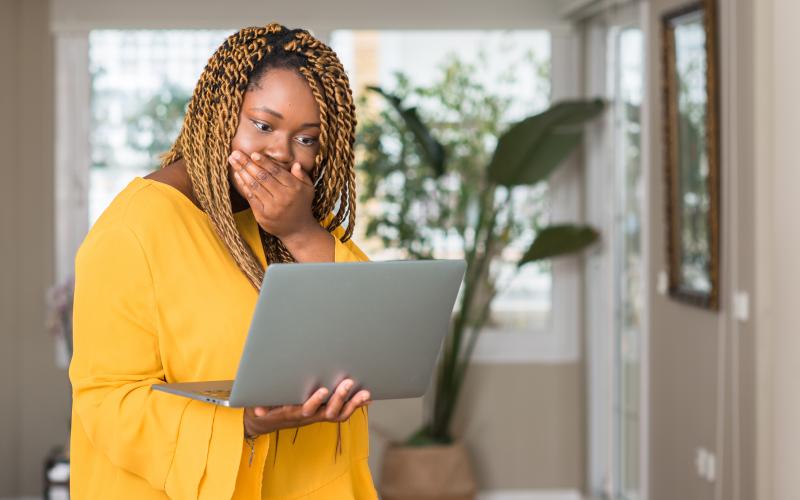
top-left (291, 31), bottom-right (358, 239)
top-left (160, 24), bottom-right (358, 290)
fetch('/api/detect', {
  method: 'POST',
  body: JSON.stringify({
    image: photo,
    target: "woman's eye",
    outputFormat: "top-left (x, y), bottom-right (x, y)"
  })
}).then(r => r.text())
top-left (296, 136), bottom-right (318, 147)
top-left (251, 120), bottom-right (271, 133)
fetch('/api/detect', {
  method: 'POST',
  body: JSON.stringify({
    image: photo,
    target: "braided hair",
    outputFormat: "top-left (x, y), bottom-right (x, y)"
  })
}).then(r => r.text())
top-left (161, 23), bottom-right (357, 290)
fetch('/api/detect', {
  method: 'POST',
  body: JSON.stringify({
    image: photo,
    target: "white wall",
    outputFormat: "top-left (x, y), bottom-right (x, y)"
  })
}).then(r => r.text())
top-left (0, 0), bottom-right (70, 497)
top-left (644, 0), bottom-right (760, 498)
top-left (754, 0), bottom-right (800, 498)
top-left (49, 0), bottom-right (563, 31)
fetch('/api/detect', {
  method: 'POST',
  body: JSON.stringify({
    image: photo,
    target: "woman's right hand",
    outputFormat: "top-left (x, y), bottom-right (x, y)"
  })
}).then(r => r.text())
top-left (243, 378), bottom-right (371, 438)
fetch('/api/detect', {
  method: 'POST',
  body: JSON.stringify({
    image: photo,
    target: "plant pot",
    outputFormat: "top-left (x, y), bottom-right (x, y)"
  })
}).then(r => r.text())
top-left (379, 441), bottom-right (477, 500)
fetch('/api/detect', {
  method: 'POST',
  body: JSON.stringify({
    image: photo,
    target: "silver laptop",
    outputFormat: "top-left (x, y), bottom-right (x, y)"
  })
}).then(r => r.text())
top-left (152, 259), bottom-right (466, 407)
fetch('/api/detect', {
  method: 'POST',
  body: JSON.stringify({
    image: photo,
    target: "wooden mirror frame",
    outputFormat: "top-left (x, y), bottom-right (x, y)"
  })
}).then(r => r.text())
top-left (662, 0), bottom-right (720, 310)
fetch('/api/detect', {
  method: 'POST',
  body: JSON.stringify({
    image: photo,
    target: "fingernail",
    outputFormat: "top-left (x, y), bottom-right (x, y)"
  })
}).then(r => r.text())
top-left (344, 381), bottom-right (353, 391)
top-left (252, 152), bottom-right (262, 161)
top-left (318, 388), bottom-right (328, 397)
top-left (363, 392), bottom-right (371, 401)
top-left (232, 151), bottom-right (242, 160)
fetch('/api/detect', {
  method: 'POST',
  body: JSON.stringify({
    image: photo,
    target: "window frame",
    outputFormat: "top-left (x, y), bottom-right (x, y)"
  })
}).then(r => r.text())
top-left (55, 26), bottom-right (585, 366)
top-left (578, 3), bottom-right (651, 499)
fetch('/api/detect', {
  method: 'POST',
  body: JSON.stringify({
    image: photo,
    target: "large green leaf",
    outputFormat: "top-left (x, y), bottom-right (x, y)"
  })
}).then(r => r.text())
top-left (519, 224), bottom-right (599, 266)
top-left (488, 99), bottom-right (605, 186)
top-left (367, 86), bottom-right (447, 177)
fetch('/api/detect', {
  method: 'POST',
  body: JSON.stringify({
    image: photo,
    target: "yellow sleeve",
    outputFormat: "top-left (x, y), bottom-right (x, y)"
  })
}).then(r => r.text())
top-left (69, 224), bottom-right (248, 499)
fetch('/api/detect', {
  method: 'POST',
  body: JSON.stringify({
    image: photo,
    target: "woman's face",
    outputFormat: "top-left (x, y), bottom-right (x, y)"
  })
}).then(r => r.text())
top-left (229, 67), bottom-right (321, 198)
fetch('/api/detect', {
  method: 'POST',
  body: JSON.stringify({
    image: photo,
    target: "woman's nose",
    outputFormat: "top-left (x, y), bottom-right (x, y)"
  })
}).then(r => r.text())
top-left (263, 133), bottom-right (292, 168)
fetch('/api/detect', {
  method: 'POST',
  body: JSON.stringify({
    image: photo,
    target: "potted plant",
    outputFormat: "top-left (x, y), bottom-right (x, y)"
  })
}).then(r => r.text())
top-left (355, 59), bottom-right (604, 500)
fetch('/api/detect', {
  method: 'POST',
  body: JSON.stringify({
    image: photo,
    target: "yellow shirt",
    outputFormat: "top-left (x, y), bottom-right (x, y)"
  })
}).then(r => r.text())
top-left (69, 177), bottom-right (377, 499)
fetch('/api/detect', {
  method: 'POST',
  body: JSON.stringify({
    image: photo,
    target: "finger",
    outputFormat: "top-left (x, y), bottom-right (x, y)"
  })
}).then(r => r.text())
top-left (237, 163), bottom-right (275, 200)
top-left (325, 379), bottom-right (354, 420)
top-left (248, 153), bottom-right (311, 189)
top-left (228, 150), bottom-right (250, 174)
top-left (233, 171), bottom-right (265, 212)
top-left (301, 387), bottom-right (329, 418)
top-left (337, 389), bottom-right (371, 422)
top-left (245, 152), bottom-right (288, 190)
top-left (254, 406), bottom-right (269, 418)
top-left (228, 151), bottom-right (241, 170)
top-left (240, 155), bottom-right (278, 191)
top-left (250, 153), bottom-right (292, 188)
top-left (230, 150), bottom-right (277, 196)
top-left (232, 170), bottom-right (252, 199)
top-left (290, 162), bottom-right (313, 186)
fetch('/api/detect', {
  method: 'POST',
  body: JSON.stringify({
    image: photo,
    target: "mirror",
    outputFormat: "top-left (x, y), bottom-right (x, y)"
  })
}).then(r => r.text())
top-left (662, 0), bottom-right (720, 310)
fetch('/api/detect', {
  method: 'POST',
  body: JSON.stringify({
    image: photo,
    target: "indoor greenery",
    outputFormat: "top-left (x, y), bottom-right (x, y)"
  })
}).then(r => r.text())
top-left (356, 58), bottom-right (605, 445)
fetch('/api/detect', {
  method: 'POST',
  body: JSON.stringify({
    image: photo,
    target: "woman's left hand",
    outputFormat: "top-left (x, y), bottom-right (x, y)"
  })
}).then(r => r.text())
top-left (228, 150), bottom-right (317, 240)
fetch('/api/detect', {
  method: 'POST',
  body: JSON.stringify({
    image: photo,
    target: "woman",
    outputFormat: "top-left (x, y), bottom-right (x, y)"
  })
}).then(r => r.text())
top-left (69, 24), bottom-right (376, 499)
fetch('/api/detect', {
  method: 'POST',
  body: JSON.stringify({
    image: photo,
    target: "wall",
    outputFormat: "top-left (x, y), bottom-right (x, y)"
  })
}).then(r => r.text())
top-left (0, 0), bottom-right (71, 496)
top-left (0, 0), bottom-right (586, 496)
top-left (48, 0), bottom-right (562, 31)
top-left (754, 0), bottom-right (800, 498)
top-left (368, 364), bottom-right (584, 491)
top-left (645, 0), bottom-right (757, 499)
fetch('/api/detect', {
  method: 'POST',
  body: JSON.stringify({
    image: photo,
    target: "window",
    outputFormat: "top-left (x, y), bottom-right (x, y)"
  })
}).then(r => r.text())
top-left (330, 30), bottom-right (553, 333)
top-left (611, 26), bottom-right (644, 500)
top-left (580, 3), bottom-right (647, 496)
top-left (88, 30), bottom-right (232, 225)
top-left (71, 28), bottom-right (570, 364)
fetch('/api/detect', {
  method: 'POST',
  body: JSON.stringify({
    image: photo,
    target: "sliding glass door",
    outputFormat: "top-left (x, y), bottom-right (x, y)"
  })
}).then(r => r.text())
top-left (583, 2), bottom-right (647, 499)
top-left (611, 25), bottom-right (645, 500)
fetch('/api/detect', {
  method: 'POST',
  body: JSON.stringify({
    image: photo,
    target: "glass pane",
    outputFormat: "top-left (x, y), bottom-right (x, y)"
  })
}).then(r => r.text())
top-left (672, 13), bottom-right (711, 293)
top-left (89, 30), bottom-right (232, 226)
top-left (613, 26), bottom-right (643, 500)
top-left (332, 30), bottom-right (552, 332)
top-left (89, 29), bottom-right (554, 334)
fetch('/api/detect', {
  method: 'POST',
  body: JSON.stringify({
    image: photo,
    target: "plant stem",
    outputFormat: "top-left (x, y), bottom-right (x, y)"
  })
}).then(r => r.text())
top-left (430, 184), bottom-right (491, 439)
top-left (431, 183), bottom-right (501, 439)
top-left (454, 289), bottom-right (496, 389)
top-left (440, 225), bottom-right (499, 433)
top-left (448, 197), bottom-right (514, 420)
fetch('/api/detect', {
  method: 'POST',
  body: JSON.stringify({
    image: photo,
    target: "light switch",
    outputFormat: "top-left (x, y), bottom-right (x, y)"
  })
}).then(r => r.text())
top-left (734, 291), bottom-right (750, 322)
top-left (694, 447), bottom-right (707, 478)
top-left (695, 447), bottom-right (717, 483)
top-left (657, 270), bottom-right (668, 295)
top-left (706, 451), bottom-right (716, 482)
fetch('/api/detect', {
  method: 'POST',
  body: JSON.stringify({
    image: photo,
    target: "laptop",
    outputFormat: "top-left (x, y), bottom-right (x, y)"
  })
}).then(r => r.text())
top-left (152, 259), bottom-right (466, 408)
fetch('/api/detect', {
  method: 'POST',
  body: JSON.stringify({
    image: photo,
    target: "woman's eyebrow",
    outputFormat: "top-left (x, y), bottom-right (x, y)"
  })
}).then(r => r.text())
top-left (249, 106), bottom-right (320, 128)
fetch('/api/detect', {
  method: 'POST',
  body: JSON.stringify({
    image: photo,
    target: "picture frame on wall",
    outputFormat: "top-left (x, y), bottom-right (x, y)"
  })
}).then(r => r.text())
top-left (661, 0), bottom-right (720, 310)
